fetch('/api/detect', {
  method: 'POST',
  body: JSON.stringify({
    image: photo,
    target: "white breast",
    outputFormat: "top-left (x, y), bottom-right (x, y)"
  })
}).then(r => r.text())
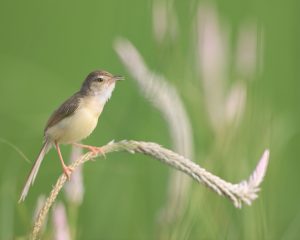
top-left (46, 96), bottom-right (105, 144)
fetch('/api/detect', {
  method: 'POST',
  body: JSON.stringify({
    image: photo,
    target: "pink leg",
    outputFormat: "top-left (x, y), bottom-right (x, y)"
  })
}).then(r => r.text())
top-left (55, 141), bottom-right (72, 179)
top-left (72, 142), bottom-right (105, 156)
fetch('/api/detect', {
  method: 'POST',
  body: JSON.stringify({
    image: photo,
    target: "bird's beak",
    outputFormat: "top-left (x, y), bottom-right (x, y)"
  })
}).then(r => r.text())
top-left (113, 75), bottom-right (125, 81)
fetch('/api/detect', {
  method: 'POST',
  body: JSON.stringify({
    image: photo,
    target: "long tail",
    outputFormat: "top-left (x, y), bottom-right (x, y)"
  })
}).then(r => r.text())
top-left (19, 140), bottom-right (51, 202)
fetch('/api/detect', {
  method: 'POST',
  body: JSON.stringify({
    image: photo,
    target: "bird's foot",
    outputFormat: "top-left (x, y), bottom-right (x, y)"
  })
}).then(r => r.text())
top-left (72, 143), bottom-right (106, 158)
top-left (63, 165), bottom-right (73, 180)
top-left (88, 146), bottom-right (106, 158)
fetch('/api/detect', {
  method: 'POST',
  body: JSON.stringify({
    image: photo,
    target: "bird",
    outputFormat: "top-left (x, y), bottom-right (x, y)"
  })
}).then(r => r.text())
top-left (19, 70), bottom-right (124, 202)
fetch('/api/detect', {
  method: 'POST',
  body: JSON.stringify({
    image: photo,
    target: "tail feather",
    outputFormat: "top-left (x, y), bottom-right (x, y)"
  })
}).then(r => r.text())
top-left (19, 141), bottom-right (51, 203)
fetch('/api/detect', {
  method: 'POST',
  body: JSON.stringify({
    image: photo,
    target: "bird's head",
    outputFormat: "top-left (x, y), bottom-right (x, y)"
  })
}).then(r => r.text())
top-left (81, 70), bottom-right (124, 101)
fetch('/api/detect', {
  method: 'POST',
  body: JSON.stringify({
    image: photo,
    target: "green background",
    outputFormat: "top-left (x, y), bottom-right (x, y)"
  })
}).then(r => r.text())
top-left (0, 0), bottom-right (299, 239)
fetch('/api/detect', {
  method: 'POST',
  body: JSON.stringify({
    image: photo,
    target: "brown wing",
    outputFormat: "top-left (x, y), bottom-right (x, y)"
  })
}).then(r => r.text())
top-left (45, 92), bottom-right (83, 132)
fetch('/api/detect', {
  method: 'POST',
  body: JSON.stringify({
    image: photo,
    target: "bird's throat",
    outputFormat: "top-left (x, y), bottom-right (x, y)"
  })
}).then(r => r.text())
top-left (91, 83), bottom-right (116, 105)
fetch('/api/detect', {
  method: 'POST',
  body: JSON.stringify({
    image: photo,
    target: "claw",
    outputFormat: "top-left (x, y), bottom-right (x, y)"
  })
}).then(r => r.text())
top-left (63, 165), bottom-right (73, 180)
top-left (89, 146), bottom-right (106, 159)
top-left (92, 146), bottom-right (105, 155)
top-left (72, 143), bottom-right (106, 159)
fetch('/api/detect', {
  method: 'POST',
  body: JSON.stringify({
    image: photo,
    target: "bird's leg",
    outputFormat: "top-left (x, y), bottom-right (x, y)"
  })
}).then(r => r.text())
top-left (55, 141), bottom-right (72, 180)
top-left (72, 142), bottom-right (105, 157)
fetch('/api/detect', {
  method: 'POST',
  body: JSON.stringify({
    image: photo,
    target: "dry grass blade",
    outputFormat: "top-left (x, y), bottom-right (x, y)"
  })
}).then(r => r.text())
top-left (31, 140), bottom-right (269, 239)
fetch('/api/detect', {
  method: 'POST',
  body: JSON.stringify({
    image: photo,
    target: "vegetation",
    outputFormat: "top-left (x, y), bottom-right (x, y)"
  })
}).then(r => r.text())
top-left (0, 0), bottom-right (298, 239)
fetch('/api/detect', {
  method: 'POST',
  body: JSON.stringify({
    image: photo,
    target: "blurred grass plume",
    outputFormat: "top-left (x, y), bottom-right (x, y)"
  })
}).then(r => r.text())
top-left (114, 38), bottom-right (194, 235)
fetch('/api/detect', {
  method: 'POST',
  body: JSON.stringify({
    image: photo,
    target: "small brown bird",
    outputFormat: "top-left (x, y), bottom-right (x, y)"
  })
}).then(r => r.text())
top-left (19, 70), bottom-right (124, 202)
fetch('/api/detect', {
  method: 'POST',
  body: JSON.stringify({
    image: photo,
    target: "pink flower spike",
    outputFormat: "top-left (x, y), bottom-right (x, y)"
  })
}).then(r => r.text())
top-left (64, 145), bottom-right (84, 205)
top-left (52, 202), bottom-right (71, 240)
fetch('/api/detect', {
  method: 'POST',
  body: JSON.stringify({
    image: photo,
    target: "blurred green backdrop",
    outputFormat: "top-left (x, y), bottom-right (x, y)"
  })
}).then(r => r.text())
top-left (0, 0), bottom-right (299, 239)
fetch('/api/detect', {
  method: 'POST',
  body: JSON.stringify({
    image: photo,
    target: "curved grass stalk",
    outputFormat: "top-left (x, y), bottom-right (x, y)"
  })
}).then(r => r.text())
top-left (31, 140), bottom-right (269, 240)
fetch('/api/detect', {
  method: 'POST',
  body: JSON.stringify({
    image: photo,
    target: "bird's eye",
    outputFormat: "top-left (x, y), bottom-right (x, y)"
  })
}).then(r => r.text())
top-left (96, 77), bottom-right (104, 82)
